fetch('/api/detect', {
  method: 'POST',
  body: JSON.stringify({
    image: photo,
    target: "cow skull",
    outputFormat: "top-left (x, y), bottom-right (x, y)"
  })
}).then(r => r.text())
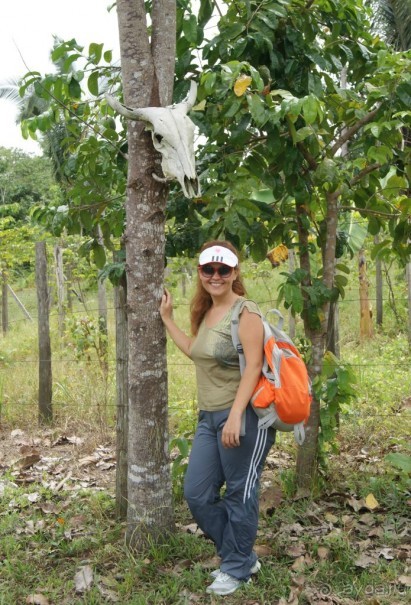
top-left (105, 82), bottom-right (200, 198)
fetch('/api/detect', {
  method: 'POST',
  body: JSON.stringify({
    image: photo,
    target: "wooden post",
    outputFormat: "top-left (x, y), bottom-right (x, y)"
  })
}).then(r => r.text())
top-left (35, 242), bottom-right (53, 424)
top-left (114, 253), bottom-right (128, 519)
top-left (359, 248), bottom-right (373, 341)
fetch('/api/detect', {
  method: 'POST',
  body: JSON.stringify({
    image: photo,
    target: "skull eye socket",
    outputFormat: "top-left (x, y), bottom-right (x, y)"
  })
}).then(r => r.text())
top-left (154, 133), bottom-right (163, 145)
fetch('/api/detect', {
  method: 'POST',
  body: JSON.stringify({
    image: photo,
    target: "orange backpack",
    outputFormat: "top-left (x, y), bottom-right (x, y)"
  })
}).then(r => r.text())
top-left (231, 301), bottom-right (312, 445)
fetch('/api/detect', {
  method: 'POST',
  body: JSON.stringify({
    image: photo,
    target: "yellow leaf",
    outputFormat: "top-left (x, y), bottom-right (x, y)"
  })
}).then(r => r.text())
top-left (365, 493), bottom-right (379, 510)
top-left (234, 75), bottom-right (252, 97)
top-left (192, 99), bottom-right (206, 111)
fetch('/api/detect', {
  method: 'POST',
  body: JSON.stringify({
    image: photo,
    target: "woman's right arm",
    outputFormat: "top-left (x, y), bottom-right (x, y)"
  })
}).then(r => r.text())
top-left (160, 288), bottom-right (193, 358)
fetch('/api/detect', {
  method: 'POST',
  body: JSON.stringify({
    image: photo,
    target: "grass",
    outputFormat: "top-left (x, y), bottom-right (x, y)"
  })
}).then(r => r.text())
top-left (0, 260), bottom-right (410, 604)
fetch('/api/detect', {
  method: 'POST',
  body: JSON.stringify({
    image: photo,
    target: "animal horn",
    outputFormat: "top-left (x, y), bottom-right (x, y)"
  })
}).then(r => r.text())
top-left (104, 93), bottom-right (148, 121)
top-left (185, 81), bottom-right (197, 111)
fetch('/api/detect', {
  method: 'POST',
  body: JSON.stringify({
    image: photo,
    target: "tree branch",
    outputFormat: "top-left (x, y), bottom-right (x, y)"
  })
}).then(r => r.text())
top-left (338, 206), bottom-right (400, 218)
top-left (330, 162), bottom-right (381, 200)
top-left (297, 142), bottom-right (318, 171)
top-left (330, 105), bottom-right (381, 157)
top-left (349, 162), bottom-right (381, 188)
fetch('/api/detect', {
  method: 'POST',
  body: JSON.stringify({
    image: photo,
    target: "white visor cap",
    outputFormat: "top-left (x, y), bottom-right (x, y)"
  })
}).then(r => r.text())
top-left (198, 245), bottom-right (238, 267)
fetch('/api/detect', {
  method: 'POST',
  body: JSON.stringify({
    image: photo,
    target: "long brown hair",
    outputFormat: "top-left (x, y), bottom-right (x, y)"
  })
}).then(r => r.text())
top-left (190, 240), bottom-right (246, 335)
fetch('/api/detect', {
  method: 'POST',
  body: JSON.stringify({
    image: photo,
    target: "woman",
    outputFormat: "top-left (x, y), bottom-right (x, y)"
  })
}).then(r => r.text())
top-left (160, 240), bottom-right (275, 596)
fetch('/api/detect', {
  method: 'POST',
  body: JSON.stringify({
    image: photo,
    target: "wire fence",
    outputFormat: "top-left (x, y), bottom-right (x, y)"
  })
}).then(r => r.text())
top-left (1, 287), bottom-right (410, 422)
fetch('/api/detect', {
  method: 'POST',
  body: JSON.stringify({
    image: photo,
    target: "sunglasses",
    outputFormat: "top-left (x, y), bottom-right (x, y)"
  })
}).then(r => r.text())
top-left (199, 264), bottom-right (233, 278)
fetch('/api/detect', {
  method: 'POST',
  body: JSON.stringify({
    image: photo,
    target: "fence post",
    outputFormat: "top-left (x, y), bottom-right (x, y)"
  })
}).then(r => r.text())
top-left (114, 251), bottom-right (128, 519)
top-left (36, 242), bottom-right (53, 424)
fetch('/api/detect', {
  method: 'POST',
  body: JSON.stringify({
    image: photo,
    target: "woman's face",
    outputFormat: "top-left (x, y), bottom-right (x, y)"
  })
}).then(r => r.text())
top-left (198, 263), bottom-right (238, 297)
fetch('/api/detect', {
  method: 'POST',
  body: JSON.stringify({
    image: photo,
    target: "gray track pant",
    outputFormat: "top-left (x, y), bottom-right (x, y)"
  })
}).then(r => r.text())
top-left (184, 405), bottom-right (275, 581)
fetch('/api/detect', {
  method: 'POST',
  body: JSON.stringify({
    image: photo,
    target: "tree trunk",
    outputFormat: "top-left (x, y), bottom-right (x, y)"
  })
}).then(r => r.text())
top-left (295, 190), bottom-right (339, 489)
top-left (288, 248), bottom-right (296, 339)
top-left (359, 248), bottom-right (373, 340)
top-left (35, 242), bottom-right (53, 424)
top-left (116, 0), bottom-right (175, 548)
top-left (327, 300), bottom-right (340, 357)
top-left (114, 251), bottom-right (128, 520)
top-left (54, 245), bottom-right (65, 336)
top-left (295, 202), bottom-right (320, 489)
top-left (1, 272), bottom-right (9, 335)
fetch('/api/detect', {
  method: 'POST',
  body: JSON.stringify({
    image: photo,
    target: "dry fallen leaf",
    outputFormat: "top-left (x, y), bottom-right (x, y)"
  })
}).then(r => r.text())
top-left (74, 564), bottom-right (93, 592)
top-left (365, 493), bottom-right (379, 511)
top-left (347, 497), bottom-right (363, 512)
top-left (97, 585), bottom-right (120, 602)
top-left (324, 512), bottom-right (339, 524)
top-left (260, 485), bottom-right (283, 514)
top-left (354, 553), bottom-right (376, 568)
top-left (26, 595), bottom-right (49, 605)
top-left (15, 454), bottom-right (41, 469)
top-left (379, 547), bottom-right (394, 560)
top-left (317, 546), bottom-right (330, 560)
top-left (286, 544), bottom-right (306, 558)
top-left (254, 543), bottom-right (273, 557)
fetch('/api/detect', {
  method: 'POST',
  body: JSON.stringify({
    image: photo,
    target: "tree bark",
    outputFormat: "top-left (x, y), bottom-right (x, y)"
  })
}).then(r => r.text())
top-left (114, 251), bottom-right (128, 520)
top-left (295, 190), bottom-right (339, 489)
top-left (116, 0), bottom-right (175, 548)
top-left (295, 202), bottom-right (321, 488)
top-left (288, 248), bottom-right (296, 339)
top-left (35, 242), bottom-right (53, 424)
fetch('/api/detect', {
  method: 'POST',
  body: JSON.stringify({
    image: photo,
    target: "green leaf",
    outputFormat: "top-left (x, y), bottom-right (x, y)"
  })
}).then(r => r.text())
top-left (92, 242), bottom-right (106, 269)
top-left (68, 77), bottom-right (81, 99)
top-left (284, 283), bottom-right (304, 313)
top-left (385, 453), bottom-right (411, 474)
top-left (89, 42), bottom-right (103, 64)
top-left (366, 145), bottom-right (393, 164)
top-left (87, 71), bottom-right (99, 96)
top-left (295, 126), bottom-right (313, 142)
top-left (302, 95), bottom-right (318, 124)
top-left (183, 15), bottom-right (198, 44)
top-left (104, 49), bottom-right (113, 63)
top-left (396, 81), bottom-right (411, 107)
top-left (314, 158), bottom-right (338, 185)
top-left (247, 94), bottom-right (269, 126)
top-left (198, 0), bottom-right (213, 27)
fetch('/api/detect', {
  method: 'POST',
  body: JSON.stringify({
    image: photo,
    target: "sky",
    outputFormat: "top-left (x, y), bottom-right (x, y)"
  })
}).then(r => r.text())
top-left (0, 0), bottom-right (120, 154)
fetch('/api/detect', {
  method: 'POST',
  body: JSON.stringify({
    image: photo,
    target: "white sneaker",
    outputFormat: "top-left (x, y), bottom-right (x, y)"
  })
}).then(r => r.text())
top-left (210, 559), bottom-right (261, 579)
top-left (206, 572), bottom-right (249, 596)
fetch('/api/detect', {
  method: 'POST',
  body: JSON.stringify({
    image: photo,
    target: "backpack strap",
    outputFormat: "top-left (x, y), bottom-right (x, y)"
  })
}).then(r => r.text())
top-left (230, 299), bottom-right (249, 374)
top-left (231, 299), bottom-right (257, 437)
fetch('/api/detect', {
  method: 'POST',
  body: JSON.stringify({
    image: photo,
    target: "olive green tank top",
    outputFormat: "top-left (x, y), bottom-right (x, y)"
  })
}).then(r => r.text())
top-left (190, 297), bottom-right (261, 412)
